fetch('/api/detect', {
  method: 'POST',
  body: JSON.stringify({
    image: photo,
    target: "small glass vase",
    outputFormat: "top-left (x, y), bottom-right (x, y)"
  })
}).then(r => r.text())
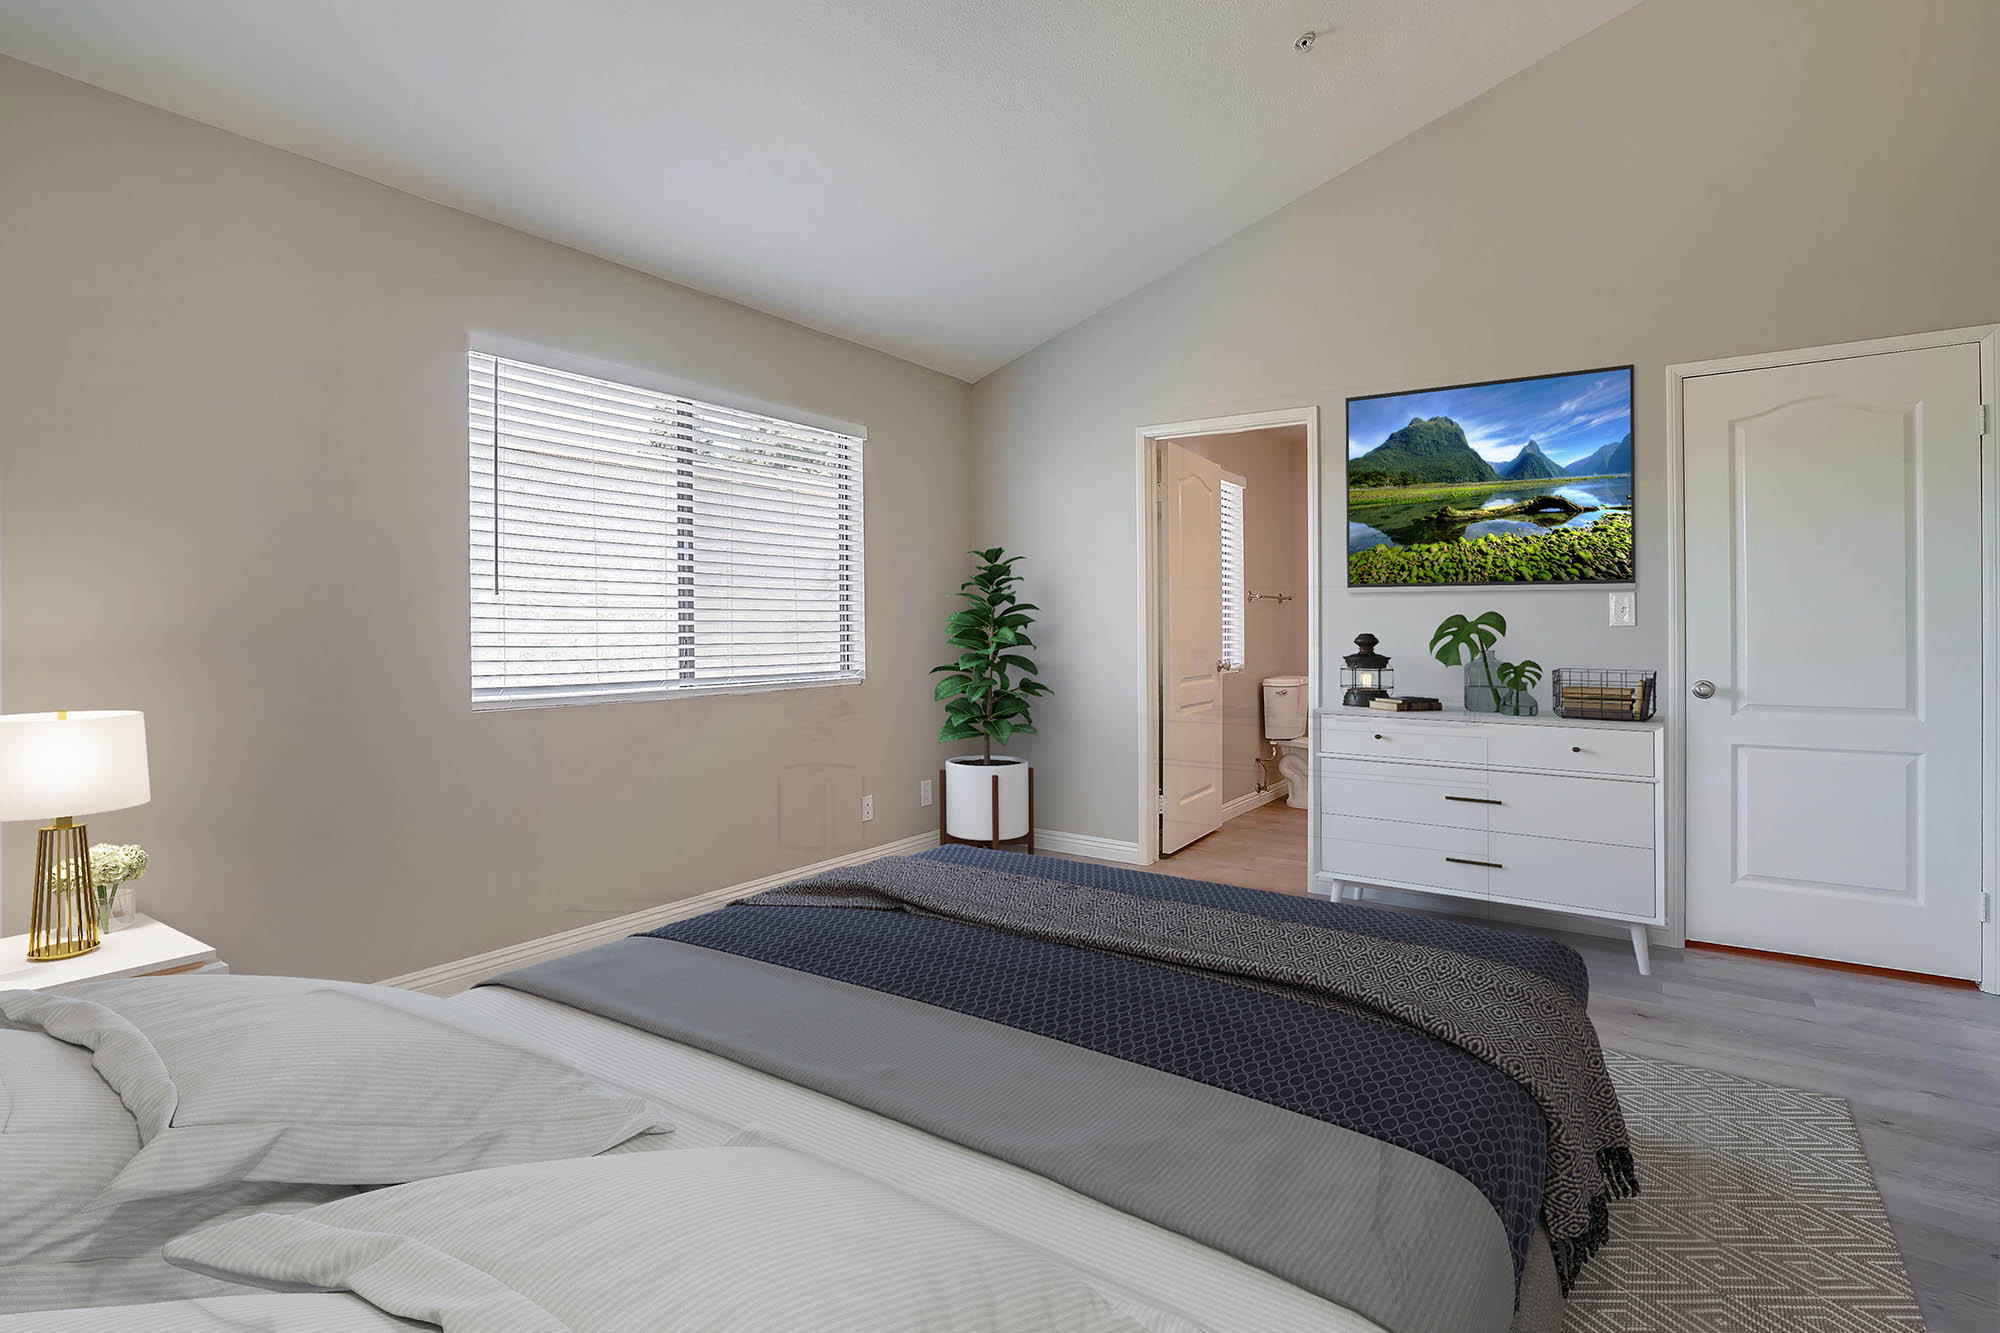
top-left (93, 881), bottom-right (138, 932)
top-left (1463, 651), bottom-right (1505, 713)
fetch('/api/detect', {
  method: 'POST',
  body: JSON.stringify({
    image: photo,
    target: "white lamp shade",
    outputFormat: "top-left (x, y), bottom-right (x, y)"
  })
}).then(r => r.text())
top-left (0, 711), bottom-right (151, 823)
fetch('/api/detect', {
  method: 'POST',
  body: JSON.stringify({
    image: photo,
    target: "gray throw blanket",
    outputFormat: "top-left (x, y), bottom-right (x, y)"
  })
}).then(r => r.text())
top-left (756, 854), bottom-right (1637, 1285)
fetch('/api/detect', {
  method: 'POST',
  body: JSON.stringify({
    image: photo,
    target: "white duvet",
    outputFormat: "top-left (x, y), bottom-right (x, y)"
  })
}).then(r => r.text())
top-left (1, 981), bottom-right (1385, 1331)
top-left (450, 985), bottom-right (1385, 1333)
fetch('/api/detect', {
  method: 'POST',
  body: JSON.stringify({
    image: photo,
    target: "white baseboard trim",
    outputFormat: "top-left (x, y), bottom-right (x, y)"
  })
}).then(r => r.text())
top-left (1219, 783), bottom-right (1288, 822)
top-left (1031, 829), bottom-right (1149, 865)
top-left (382, 830), bottom-right (940, 996)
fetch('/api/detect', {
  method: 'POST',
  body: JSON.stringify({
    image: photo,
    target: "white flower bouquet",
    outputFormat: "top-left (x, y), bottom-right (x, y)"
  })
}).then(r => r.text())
top-left (90, 843), bottom-right (150, 931)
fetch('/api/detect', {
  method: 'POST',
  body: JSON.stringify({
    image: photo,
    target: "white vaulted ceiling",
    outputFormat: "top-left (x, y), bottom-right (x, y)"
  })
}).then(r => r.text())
top-left (0, 0), bottom-right (1637, 379)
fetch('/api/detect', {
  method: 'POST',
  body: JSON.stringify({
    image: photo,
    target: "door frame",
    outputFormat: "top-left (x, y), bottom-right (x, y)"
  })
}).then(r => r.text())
top-left (1134, 406), bottom-right (1322, 871)
top-left (1665, 324), bottom-right (2000, 993)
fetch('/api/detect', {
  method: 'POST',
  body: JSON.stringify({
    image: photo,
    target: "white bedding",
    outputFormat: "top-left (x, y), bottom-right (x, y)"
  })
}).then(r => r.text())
top-left (0, 1026), bottom-right (355, 1315)
top-left (167, 1148), bottom-right (1204, 1332)
top-left (0, 1293), bottom-right (423, 1331)
top-left (453, 985), bottom-right (1387, 1333)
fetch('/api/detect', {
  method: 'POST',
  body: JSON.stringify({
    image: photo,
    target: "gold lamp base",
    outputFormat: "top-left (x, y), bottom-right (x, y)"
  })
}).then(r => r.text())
top-left (27, 817), bottom-right (100, 962)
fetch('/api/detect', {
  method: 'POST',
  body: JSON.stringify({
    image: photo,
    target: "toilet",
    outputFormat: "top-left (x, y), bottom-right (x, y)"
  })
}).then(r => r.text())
top-left (1260, 675), bottom-right (1310, 809)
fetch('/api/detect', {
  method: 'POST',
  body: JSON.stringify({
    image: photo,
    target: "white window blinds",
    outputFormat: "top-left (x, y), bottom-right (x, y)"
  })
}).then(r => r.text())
top-left (469, 351), bottom-right (865, 709)
top-left (1219, 476), bottom-right (1245, 672)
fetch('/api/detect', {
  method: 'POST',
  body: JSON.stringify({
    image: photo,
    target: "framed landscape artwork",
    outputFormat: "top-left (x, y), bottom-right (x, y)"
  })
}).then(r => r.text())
top-left (1346, 366), bottom-right (1634, 587)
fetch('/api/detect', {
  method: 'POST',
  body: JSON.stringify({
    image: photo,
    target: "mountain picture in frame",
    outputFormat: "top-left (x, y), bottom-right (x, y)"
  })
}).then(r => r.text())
top-left (1346, 365), bottom-right (1634, 587)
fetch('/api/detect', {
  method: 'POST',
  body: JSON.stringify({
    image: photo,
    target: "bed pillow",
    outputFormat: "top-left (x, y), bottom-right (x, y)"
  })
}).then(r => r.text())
top-left (0, 976), bottom-right (672, 1207)
top-left (167, 1147), bottom-right (1204, 1333)
top-left (0, 1025), bottom-right (141, 1259)
top-left (0, 1293), bottom-right (426, 1330)
top-left (0, 1024), bottom-right (361, 1314)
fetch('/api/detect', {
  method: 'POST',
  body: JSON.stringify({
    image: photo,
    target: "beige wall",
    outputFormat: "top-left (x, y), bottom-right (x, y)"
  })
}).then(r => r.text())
top-left (0, 59), bottom-right (973, 980)
top-left (1178, 428), bottom-right (1309, 805)
top-left (970, 0), bottom-right (2000, 866)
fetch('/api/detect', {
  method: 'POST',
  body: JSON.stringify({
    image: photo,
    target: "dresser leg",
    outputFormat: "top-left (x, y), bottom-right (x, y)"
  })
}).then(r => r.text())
top-left (1628, 924), bottom-right (1652, 975)
top-left (1325, 879), bottom-right (1345, 902)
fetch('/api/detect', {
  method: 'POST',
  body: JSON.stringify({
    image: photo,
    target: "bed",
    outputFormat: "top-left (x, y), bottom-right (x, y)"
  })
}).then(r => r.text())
top-left (0, 847), bottom-right (1630, 1332)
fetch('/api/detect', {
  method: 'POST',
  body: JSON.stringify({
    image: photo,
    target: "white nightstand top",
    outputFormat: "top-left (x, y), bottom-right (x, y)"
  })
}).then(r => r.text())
top-left (0, 916), bottom-right (218, 991)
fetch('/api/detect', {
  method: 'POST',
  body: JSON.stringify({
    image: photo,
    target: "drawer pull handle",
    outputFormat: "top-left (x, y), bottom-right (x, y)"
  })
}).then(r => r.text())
top-left (1571, 746), bottom-right (1583, 753)
top-left (1444, 795), bottom-right (1503, 806)
top-left (1373, 733), bottom-right (1386, 740)
top-left (1445, 856), bottom-right (1503, 869)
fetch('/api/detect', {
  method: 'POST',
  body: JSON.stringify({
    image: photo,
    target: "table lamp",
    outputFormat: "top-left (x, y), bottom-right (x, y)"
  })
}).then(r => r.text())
top-left (0, 711), bottom-right (150, 961)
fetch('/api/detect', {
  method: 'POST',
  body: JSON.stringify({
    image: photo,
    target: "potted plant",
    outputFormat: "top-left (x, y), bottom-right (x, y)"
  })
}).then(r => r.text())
top-left (1429, 611), bottom-right (1509, 713)
top-left (933, 548), bottom-right (1049, 843)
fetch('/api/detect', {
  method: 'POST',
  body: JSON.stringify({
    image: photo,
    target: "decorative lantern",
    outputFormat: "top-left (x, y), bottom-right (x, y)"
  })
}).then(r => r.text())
top-left (1340, 634), bottom-right (1394, 708)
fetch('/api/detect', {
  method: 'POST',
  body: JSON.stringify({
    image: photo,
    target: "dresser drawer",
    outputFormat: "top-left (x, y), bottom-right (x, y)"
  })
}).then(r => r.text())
top-left (1320, 815), bottom-right (1491, 897)
top-left (1318, 721), bottom-right (1487, 767)
top-left (1322, 811), bottom-right (1490, 856)
top-left (1323, 758), bottom-right (1654, 849)
top-left (1485, 833), bottom-right (1657, 919)
top-left (1486, 724), bottom-right (1654, 778)
top-left (1322, 760), bottom-right (1493, 828)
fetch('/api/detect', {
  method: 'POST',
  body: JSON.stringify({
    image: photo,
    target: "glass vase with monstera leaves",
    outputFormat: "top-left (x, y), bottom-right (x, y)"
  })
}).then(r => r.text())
top-left (1429, 611), bottom-right (1509, 713)
top-left (1495, 658), bottom-right (1543, 716)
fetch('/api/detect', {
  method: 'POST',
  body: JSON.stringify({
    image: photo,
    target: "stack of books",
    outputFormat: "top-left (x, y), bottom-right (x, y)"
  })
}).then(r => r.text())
top-left (1367, 696), bottom-right (1443, 712)
top-left (1557, 683), bottom-right (1648, 720)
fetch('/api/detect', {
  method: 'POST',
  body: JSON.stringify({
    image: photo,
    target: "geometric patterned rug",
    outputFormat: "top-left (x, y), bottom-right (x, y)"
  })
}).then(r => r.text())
top-left (1565, 1050), bottom-right (1926, 1331)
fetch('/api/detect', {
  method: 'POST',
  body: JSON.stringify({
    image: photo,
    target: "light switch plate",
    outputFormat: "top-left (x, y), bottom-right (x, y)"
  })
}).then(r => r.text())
top-left (919, 779), bottom-right (934, 807)
top-left (1608, 591), bottom-right (1636, 626)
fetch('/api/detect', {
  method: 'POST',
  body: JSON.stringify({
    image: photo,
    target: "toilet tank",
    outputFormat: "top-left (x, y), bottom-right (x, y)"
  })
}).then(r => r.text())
top-left (1261, 676), bottom-right (1309, 740)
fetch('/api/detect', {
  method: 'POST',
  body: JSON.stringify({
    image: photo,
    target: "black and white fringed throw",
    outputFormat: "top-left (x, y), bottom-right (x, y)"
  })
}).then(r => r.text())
top-left (755, 855), bottom-right (1640, 1291)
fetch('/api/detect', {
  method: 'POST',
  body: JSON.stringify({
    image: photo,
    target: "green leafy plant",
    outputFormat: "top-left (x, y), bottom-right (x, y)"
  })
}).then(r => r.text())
top-left (1495, 658), bottom-right (1543, 715)
top-left (932, 548), bottom-right (1050, 762)
top-left (1430, 610), bottom-right (1508, 706)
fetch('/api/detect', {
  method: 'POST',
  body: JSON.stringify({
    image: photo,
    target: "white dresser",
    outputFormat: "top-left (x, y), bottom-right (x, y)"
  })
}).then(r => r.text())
top-left (1312, 707), bottom-right (1665, 972)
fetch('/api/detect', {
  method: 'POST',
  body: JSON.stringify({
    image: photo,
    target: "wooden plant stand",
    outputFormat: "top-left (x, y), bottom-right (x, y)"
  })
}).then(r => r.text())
top-left (937, 766), bottom-right (1035, 854)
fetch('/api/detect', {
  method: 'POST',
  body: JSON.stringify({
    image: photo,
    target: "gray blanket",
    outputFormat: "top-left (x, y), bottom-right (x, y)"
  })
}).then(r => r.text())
top-left (755, 854), bottom-right (1636, 1286)
top-left (494, 936), bottom-right (1522, 1333)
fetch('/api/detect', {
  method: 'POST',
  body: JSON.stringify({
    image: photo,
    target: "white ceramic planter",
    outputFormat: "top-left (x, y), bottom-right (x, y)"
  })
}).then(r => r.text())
top-left (944, 755), bottom-right (1031, 842)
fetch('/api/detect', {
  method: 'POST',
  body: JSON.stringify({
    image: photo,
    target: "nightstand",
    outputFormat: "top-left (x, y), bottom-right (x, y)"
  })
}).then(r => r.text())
top-left (0, 915), bottom-right (221, 991)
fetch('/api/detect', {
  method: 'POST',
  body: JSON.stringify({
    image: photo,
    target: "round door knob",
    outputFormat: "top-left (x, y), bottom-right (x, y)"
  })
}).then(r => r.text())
top-left (1691, 680), bottom-right (1716, 699)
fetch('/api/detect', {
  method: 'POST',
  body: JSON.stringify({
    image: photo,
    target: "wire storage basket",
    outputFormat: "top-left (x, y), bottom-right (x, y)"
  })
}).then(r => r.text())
top-left (1552, 668), bottom-right (1657, 721)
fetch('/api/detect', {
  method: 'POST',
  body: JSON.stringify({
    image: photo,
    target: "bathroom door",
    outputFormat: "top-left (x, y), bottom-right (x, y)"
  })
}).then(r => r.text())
top-left (1160, 442), bottom-right (1226, 854)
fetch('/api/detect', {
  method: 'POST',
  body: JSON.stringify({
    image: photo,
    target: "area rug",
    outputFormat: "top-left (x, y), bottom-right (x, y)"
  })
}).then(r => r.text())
top-left (1564, 1050), bottom-right (1926, 1331)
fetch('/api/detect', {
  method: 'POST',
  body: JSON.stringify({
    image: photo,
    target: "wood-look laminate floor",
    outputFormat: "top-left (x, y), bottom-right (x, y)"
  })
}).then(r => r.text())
top-left (1152, 797), bottom-right (1312, 894)
top-left (1069, 805), bottom-right (2000, 1332)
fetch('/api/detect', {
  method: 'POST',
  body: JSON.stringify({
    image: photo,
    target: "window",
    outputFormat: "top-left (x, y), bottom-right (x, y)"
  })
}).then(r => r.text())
top-left (1219, 475), bottom-right (1245, 672)
top-left (469, 351), bottom-right (864, 709)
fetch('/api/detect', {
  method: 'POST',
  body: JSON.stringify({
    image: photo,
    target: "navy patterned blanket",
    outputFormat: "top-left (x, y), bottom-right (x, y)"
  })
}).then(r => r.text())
top-left (645, 846), bottom-right (1609, 1287)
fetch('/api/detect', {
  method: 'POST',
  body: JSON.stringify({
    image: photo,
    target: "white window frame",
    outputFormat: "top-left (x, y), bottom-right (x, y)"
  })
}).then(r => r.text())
top-left (468, 342), bottom-right (866, 710)
top-left (1219, 473), bottom-right (1246, 672)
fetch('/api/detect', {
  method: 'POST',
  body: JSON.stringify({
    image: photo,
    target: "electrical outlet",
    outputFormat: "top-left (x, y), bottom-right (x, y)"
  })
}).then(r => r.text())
top-left (919, 779), bottom-right (934, 807)
top-left (862, 793), bottom-right (874, 822)
top-left (1608, 591), bottom-right (1636, 627)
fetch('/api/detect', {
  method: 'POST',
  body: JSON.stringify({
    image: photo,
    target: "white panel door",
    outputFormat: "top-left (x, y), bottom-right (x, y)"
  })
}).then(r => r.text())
top-left (1684, 343), bottom-right (1985, 978)
top-left (1160, 442), bottom-right (1226, 854)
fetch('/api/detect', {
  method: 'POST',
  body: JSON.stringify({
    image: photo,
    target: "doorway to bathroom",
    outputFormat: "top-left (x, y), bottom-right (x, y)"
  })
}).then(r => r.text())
top-left (1135, 407), bottom-right (1319, 894)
